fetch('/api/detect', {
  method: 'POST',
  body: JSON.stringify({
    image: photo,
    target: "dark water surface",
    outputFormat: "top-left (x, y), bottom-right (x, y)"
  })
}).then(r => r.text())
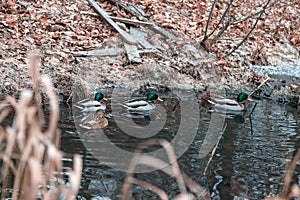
top-left (58, 92), bottom-right (299, 200)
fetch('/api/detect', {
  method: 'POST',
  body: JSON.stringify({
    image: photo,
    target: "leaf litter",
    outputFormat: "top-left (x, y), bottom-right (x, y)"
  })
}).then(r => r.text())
top-left (0, 0), bottom-right (299, 104)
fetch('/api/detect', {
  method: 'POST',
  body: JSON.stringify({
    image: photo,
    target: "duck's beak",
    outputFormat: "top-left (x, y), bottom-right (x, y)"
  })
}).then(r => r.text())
top-left (247, 97), bottom-right (253, 101)
top-left (157, 97), bottom-right (163, 102)
top-left (103, 97), bottom-right (108, 101)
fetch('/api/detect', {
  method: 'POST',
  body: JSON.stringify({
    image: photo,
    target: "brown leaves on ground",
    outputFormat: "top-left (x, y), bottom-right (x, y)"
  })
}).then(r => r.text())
top-left (0, 0), bottom-right (299, 95)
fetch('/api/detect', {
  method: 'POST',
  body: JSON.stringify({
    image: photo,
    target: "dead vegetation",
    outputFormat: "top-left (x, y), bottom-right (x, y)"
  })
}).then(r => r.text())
top-left (0, 52), bottom-right (298, 199)
top-left (121, 138), bottom-right (211, 200)
top-left (265, 149), bottom-right (300, 200)
top-left (120, 138), bottom-right (300, 200)
top-left (0, 0), bottom-right (299, 98)
top-left (0, 52), bottom-right (82, 199)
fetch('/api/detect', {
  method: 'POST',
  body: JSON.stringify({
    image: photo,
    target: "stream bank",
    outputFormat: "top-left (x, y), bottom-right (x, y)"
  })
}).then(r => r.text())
top-left (0, 0), bottom-right (299, 105)
top-left (1, 35), bottom-right (299, 106)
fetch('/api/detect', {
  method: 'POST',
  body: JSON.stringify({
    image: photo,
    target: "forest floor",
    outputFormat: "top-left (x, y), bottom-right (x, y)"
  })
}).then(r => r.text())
top-left (0, 0), bottom-right (299, 104)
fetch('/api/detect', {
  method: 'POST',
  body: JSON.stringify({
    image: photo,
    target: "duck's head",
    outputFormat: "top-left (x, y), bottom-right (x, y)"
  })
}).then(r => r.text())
top-left (146, 92), bottom-right (163, 102)
top-left (95, 91), bottom-right (107, 102)
top-left (237, 92), bottom-right (252, 103)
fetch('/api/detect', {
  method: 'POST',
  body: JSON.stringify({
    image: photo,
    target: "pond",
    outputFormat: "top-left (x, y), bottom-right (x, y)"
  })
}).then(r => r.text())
top-left (58, 90), bottom-right (300, 200)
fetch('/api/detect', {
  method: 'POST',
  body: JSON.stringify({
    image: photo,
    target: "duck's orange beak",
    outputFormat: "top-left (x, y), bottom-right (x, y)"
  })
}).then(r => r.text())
top-left (157, 97), bottom-right (163, 102)
top-left (103, 97), bottom-right (108, 101)
top-left (247, 97), bottom-right (253, 101)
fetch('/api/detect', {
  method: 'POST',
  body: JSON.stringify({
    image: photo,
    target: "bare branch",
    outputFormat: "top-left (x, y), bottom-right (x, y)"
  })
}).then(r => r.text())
top-left (224, 0), bottom-right (272, 58)
top-left (231, 2), bottom-right (275, 25)
top-left (203, 0), bottom-right (217, 40)
top-left (210, 17), bottom-right (231, 45)
top-left (208, 0), bottom-right (233, 41)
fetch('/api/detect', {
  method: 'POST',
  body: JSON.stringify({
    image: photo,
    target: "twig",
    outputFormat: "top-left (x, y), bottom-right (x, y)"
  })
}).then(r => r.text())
top-left (209, 0), bottom-right (233, 44)
top-left (281, 148), bottom-right (300, 197)
top-left (111, 16), bottom-right (153, 26)
top-left (203, 0), bottom-right (217, 41)
top-left (249, 76), bottom-right (270, 97)
top-left (81, 11), bottom-right (153, 26)
top-left (210, 17), bottom-right (231, 46)
top-left (231, 1), bottom-right (276, 25)
top-left (224, 0), bottom-right (272, 58)
top-left (231, 10), bottom-right (264, 25)
top-left (203, 123), bottom-right (227, 175)
top-left (101, 0), bottom-right (179, 40)
top-left (66, 90), bottom-right (73, 103)
top-left (249, 102), bottom-right (257, 117)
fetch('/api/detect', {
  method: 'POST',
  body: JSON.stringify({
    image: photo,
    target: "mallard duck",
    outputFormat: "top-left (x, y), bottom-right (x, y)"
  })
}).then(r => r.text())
top-left (75, 91), bottom-right (107, 112)
top-left (207, 92), bottom-right (253, 111)
top-left (79, 110), bottom-right (108, 129)
top-left (122, 92), bottom-right (163, 113)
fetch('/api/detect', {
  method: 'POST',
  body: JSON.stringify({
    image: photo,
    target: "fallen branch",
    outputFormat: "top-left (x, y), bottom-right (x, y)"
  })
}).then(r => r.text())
top-left (87, 0), bottom-right (137, 44)
top-left (111, 16), bottom-right (153, 26)
top-left (81, 11), bottom-right (153, 27)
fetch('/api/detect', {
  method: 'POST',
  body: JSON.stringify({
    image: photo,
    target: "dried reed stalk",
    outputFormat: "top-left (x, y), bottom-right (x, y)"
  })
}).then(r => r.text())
top-left (280, 149), bottom-right (300, 199)
top-left (128, 177), bottom-right (169, 200)
top-left (265, 148), bottom-right (300, 200)
top-left (121, 138), bottom-right (211, 200)
top-left (0, 51), bottom-right (82, 200)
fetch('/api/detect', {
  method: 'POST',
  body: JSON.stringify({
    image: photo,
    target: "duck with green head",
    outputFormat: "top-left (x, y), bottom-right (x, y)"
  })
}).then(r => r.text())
top-left (123, 92), bottom-right (163, 113)
top-left (207, 92), bottom-right (252, 111)
top-left (75, 91), bottom-right (107, 112)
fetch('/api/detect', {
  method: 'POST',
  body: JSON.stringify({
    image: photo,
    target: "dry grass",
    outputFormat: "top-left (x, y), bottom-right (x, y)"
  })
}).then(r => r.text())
top-left (0, 51), bottom-right (82, 199)
top-left (121, 138), bottom-right (211, 200)
top-left (120, 138), bottom-right (300, 200)
top-left (265, 148), bottom-right (300, 200)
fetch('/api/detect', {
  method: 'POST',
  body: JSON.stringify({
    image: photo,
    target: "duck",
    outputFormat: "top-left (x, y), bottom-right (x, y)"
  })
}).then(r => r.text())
top-left (122, 92), bottom-right (163, 113)
top-left (79, 110), bottom-right (108, 129)
top-left (74, 91), bottom-right (107, 112)
top-left (206, 92), bottom-right (253, 111)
